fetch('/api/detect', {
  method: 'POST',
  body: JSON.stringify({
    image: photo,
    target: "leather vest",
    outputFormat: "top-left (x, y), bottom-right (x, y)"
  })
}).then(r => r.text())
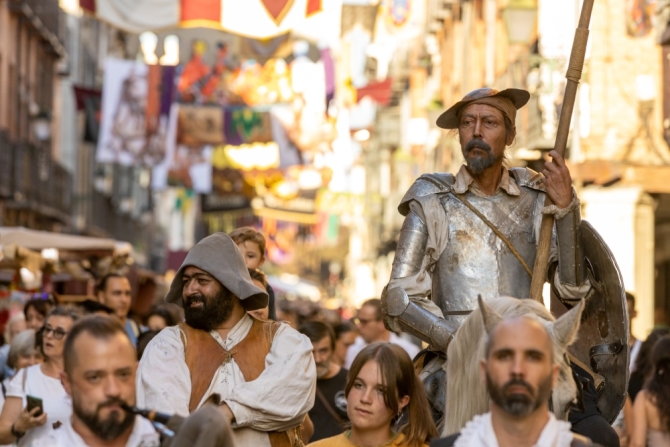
top-left (179, 319), bottom-right (302, 447)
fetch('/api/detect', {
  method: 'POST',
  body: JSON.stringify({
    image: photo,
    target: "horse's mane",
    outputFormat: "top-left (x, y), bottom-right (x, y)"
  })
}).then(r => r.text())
top-left (442, 297), bottom-right (578, 436)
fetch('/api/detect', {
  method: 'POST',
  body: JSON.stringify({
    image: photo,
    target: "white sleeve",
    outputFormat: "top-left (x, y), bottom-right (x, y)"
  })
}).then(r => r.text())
top-left (5, 368), bottom-right (26, 400)
top-left (224, 324), bottom-right (316, 431)
top-left (136, 328), bottom-right (191, 417)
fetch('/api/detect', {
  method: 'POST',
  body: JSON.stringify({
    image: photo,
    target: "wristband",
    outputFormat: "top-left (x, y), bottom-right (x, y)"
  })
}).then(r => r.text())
top-left (11, 422), bottom-right (24, 439)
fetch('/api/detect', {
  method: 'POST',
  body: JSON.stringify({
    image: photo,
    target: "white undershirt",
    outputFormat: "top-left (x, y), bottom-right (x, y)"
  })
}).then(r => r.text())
top-left (34, 415), bottom-right (159, 447)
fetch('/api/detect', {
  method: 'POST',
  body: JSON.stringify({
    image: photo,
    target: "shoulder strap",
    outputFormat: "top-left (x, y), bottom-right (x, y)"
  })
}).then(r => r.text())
top-left (22, 367), bottom-right (27, 393)
top-left (450, 193), bottom-right (532, 277)
top-left (314, 387), bottom-right (345, 427)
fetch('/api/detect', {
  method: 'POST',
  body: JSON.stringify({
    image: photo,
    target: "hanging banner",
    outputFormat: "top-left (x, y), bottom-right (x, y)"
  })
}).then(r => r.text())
top-left (626, 0), bottom-right (656, 37)
top-left (152, 104), bottom-right (214, 193)
top-left (177, 105), bottom-right (225, 145)
top-left (80, 0), bottom-right (323, 38)
top-left (97, 58), bottom-right (172, 166)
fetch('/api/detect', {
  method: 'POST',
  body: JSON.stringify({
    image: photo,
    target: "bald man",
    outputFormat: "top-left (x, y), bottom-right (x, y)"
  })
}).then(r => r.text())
top-left (432, 314), bottom-right (601, 447)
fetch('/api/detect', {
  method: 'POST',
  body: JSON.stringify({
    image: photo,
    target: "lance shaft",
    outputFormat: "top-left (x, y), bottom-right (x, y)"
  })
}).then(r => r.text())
top-left (529, 0), bottom-right (595, 302)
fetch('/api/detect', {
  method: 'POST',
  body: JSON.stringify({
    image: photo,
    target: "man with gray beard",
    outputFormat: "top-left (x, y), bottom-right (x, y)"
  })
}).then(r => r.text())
top-left (431, 315), bottom-right (601, 447)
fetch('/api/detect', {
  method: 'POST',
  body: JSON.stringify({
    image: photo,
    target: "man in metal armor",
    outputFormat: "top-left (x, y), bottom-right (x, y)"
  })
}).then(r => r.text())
top-left (383, 88), bottom-right (624, 447)
top-left (384, 87), bottom-right (588, 353)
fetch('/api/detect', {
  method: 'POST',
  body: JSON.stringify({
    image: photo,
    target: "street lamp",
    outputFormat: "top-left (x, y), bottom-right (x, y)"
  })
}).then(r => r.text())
top-left (31, 111), bottom-right (51, 142)
top-left (503, 0), bottom-right (538, 45)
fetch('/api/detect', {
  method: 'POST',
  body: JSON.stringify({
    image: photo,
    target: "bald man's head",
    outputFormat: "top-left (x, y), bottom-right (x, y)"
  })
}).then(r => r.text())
top-left (481, 316), bottom-right (558, 418)
top-left (484, 316), bottom-right (554, 363)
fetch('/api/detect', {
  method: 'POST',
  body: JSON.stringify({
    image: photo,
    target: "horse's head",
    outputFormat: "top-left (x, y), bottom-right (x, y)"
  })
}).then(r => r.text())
top-left (479, 296), bottom-right (585, 418)
top-left (479, 295), bottom-right (584, 356)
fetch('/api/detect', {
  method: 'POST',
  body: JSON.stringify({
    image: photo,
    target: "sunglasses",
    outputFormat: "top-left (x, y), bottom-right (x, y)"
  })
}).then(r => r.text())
top-left (42, 325), bottom-right (68, 340)
top-left (353, 317), bottom-right (380, 326)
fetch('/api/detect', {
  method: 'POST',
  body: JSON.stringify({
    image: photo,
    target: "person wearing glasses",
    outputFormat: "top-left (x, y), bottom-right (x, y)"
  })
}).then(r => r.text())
top-left (0, 306), bottom-right (80, 446)
top-left (345, 299), bottom-right (420, 369)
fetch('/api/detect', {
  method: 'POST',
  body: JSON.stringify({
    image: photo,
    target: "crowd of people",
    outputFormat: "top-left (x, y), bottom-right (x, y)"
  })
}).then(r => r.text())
top-left (0, 226), bottom-right (666, 447)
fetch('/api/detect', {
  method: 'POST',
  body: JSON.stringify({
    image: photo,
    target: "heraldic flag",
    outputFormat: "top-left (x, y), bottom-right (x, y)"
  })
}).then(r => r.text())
top-left (80, 0), bottom-right (323, 37)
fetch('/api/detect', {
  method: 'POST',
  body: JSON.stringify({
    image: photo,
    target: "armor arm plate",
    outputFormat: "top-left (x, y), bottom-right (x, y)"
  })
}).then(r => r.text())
top-left (391, 211), bottom-right (429, 279)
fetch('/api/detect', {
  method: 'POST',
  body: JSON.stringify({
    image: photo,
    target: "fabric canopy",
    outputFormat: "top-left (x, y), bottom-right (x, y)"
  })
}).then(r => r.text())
top-left (80, 0), bottom-right (323, 37)
top-left (0, 227), bottom-right (117, 251)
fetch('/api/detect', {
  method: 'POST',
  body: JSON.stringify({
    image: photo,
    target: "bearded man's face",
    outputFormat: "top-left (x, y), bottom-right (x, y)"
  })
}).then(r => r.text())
top-left (182, 266), bottom-right (236, 331)
top-left (486, 368), bottom-right (554, 417)
top-left (482, 317), bottom-right (558, 418)
top-left (458, 104), bottom-right (514, 175)
top-left (63, 332), bottom-right (137, 442)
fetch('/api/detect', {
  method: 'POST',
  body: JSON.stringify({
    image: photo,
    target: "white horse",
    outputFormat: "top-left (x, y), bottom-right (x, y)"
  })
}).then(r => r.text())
top-left (442, 296), bottom-right (584, 436)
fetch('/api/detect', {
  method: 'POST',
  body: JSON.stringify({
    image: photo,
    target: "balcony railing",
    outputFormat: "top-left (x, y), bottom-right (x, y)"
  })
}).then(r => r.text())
top-left (90, 190), bottom-right (150, 244)
top-left (0, 131), bottom-right (73, 223)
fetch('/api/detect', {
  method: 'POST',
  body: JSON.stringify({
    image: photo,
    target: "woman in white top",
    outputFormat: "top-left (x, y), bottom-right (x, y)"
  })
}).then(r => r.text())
top-left (631, 335), bottom-right (670, 447)
top-left (0, 306), bottom-right (80, 446)
top-left (0, 329), bottom-right (42, 447)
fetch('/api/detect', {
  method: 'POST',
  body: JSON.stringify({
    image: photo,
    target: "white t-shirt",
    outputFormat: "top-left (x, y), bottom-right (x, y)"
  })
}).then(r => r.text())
top-left (5, 364), bottom-right (72, 446)
top-left (34, 415), bottom-right (160, 447)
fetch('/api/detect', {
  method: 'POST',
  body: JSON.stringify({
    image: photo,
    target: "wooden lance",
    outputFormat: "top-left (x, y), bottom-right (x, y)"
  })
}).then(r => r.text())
top-left (529, 0), bottom-right (595, 302)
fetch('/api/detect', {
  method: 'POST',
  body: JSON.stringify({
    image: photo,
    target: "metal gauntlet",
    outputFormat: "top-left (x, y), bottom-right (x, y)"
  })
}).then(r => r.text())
top-left (385, 287), bottom-right (458, 352)
top-left (555, 202), bottom-right (587, 287)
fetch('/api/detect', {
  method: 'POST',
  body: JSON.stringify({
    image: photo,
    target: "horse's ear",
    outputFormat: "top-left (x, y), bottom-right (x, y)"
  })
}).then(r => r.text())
top-left (479, 295), bottom-right (502, 334)
top-left (550, 299), bottom-right (585, 350)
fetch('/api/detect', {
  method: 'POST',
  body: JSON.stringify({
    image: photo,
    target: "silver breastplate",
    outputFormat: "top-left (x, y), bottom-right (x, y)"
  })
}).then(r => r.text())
top-left (432, 187), bottom-right (542, 326)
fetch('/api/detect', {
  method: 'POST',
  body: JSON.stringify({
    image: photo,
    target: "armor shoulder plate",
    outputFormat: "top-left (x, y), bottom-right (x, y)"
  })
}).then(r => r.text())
top-left (398, 173), bottom-right (455, 216)
top-left (509, 167), bottom-right (545, 192)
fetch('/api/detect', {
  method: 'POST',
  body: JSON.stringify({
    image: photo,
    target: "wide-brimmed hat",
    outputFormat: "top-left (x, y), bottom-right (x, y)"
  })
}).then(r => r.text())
top-left (165, 233), bottom-right (269, 311)
top-left (436, 88), bottom-right (530, 129)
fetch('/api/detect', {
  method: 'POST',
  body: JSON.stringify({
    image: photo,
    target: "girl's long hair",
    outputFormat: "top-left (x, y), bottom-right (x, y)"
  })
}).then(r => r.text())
top-left (345, 342), bottom-right (438, 447)
top-left (633, 328), bottom-right (670, 377)
top-left (645, 336), bottom-right (670, 433)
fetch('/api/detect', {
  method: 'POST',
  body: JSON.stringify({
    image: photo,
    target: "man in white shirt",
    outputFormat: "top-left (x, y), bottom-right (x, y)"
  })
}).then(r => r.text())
top-left (430, 300), bottom-right (599, 447)
top-left (137, 233), bottom-right (316, 447)
top-left (345, 299), bottom-right (420, 368)
top-left (40, 315), bottom-right (159, 447)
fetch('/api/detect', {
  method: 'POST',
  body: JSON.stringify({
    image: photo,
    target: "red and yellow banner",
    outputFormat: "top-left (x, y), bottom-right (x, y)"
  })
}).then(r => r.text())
top-left (80, 0), bottom-right (323, 37)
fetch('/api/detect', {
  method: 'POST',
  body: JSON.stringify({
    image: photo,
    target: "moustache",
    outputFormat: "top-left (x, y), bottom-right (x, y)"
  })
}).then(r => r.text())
top-left (185, 294), bottom-right (205, 305)
top-left (97, 397), bottom-right (130, 413)
top-left (502, 378), bottom-right (534, 396)
top-left (464, 138), bottom-right (493, 155)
